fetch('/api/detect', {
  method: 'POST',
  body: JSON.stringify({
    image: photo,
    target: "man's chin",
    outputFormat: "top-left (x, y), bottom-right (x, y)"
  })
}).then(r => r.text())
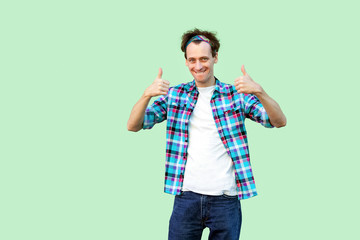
top-left (193, 75), bottom-right (205, 81)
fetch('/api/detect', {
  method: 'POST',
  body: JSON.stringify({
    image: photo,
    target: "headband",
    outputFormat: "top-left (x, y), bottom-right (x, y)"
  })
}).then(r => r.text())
top-left (185, 35), bottom-right (212, 50)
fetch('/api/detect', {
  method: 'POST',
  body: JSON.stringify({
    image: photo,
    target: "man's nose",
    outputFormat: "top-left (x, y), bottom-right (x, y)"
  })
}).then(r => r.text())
top-left (195, 61), bottom-right (203, 70)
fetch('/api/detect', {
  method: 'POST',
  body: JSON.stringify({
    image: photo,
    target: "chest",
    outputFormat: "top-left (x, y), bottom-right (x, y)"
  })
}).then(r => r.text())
top-left (167, 93), bottom-right (244, 132)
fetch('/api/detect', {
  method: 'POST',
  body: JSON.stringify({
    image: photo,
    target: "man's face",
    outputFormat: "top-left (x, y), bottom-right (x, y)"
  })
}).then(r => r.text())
top-left (185, 41), bottom-right (218, 87)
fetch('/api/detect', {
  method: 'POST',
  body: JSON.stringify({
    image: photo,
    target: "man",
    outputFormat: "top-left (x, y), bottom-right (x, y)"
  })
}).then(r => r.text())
top-left (127, 28), bottom-right (286, 240)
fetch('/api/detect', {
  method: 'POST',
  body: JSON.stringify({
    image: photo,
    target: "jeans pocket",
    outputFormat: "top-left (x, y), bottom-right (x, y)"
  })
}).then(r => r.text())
top-left (221, 194), bottom-right (238, 200)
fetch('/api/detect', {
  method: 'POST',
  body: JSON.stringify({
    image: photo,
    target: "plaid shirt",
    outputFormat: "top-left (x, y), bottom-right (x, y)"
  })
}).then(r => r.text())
top-left (142, 78), bottom-right (273, 200)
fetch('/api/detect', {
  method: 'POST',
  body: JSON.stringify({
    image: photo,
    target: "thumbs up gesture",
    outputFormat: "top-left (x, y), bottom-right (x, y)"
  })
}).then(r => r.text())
top-left (234, 65), bottom-right (263, 95)
top-left (144, 68), bottom-right (170, 97)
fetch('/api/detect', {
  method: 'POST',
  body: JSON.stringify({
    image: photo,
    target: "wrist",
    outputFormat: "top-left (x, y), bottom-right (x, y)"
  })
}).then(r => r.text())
top-left (254, 86), bottom-right (265, 98)
top-left (142, 90), bottom-right (153, 99)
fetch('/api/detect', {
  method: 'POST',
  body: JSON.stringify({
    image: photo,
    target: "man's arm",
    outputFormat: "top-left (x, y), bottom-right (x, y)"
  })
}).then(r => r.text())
top-left (127, 68), bottom-right (170, 132)
top-left (234, 65), bottom-right (286, 128)
top-left (127, 94), bottom-right (152, 132)
top-left (253, 90), bottom-right (286, 128)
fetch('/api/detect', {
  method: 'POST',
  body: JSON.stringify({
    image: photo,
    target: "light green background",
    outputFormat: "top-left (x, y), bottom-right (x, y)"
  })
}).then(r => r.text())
top-left (1, 0), bottom-right (359, 239)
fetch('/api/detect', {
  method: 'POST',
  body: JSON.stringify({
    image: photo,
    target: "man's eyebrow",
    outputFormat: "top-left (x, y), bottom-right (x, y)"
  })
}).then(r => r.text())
top-left (188, 56), bottom-right (209, 59)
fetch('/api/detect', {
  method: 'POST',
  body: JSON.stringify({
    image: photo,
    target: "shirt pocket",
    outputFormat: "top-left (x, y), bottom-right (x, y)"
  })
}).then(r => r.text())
top-left (218, 103), bottom-right (238, 117)
top-left (168, 101), bottom-right (188, 130)
top-left (218, 103), bottom-right (246, 135)
top-left (169, 100), bottom-right (187, 114)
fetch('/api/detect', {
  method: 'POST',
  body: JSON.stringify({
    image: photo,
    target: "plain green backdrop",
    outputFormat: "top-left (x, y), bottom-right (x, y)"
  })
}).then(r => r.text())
top-left (1, 0), bottom-right (359, 239)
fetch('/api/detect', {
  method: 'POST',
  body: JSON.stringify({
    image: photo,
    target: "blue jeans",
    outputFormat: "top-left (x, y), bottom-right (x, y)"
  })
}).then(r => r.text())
top-left (168, 191), bottom-right (242, 240)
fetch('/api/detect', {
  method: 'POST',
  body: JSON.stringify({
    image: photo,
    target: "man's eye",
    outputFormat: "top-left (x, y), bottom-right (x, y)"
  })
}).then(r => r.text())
top-left (201, 58), bottom-right (208, 61)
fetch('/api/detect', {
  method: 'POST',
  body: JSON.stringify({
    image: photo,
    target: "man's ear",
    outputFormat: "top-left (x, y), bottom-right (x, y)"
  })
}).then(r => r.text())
top-left (214, 52), bottom-right (218, 63)
top-left (185, 58), bottom-right (189, 66)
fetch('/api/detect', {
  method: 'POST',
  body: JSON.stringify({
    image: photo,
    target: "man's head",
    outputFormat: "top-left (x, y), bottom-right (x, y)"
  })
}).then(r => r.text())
top-left (181, 28), bottom-right (220, 59)
top-left (181, 28), bottom-right (220, 87)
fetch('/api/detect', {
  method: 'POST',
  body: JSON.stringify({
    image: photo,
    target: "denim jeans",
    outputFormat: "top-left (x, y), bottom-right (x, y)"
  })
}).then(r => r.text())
top-left (168, 191), bottom-right (242, 240)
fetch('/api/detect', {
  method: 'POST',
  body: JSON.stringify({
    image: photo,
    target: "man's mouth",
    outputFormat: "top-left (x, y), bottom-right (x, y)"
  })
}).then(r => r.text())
top-left (194, 70), bottom-right (206, 75)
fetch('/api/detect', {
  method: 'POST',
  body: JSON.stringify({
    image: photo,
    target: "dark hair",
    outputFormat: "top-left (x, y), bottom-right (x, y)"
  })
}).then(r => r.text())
top-left (181, 28), bottom-right (220, 59)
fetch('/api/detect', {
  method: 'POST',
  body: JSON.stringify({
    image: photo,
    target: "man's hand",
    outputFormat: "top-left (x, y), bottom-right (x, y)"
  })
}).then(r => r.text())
top-left (234, 65), bottom-right (263, 95)
top-left (144, 68), bottom-right (170, 97)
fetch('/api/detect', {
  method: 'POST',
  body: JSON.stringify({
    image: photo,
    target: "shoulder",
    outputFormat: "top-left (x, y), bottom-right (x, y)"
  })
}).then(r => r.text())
top-left (219, 81), bottom-right (236, 93)
top-left (167, 81), bottom-right (192, 102)
top-left (216, 79), bottom-right (258, 106)
top-left (216, 79), bottom-right (240, 99)
top-left (169, 82), bottom-right (190, 92)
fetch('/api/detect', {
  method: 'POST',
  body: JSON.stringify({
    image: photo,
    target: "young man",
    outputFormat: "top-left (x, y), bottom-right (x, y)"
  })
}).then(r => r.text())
top-left (127, 29), bottom-right (286, 240)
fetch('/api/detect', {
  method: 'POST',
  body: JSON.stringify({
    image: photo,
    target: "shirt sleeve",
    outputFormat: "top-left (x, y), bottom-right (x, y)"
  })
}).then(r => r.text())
top-left (142, 94), bottom-right (168, 130)
top-left (243, 93), bottom-right (274, 128)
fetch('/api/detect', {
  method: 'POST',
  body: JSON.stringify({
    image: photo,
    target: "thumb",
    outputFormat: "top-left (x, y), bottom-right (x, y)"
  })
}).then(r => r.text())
top-left (157, 67), bottom-right (163, 79)
top-left (241, 65), bottom-right (247, 75)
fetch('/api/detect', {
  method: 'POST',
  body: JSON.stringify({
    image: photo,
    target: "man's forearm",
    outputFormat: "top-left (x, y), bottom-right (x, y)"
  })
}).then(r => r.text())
top-left (254, 90), bottom-right (287, 128)
top-left (127, 94), bottom-right (152, 132)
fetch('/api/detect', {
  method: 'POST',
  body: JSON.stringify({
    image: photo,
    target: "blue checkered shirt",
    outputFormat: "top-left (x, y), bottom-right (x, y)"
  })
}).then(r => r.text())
top-left (143, 78), bottom-right (273, 200)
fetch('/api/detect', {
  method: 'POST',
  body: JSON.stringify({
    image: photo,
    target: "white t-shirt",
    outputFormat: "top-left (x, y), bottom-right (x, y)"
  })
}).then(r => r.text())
top-left (182, 85), bottom-right (237, 196)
